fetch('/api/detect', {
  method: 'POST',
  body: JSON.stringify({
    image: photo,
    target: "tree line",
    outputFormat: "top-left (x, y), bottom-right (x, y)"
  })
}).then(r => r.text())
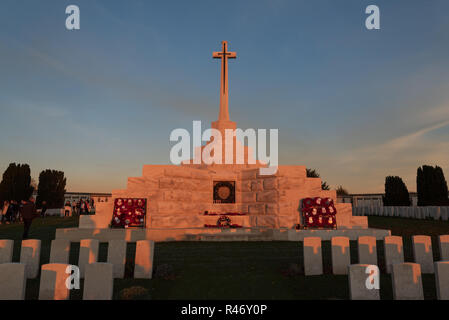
top-left (0, 163), bottom-right (66, 209)
top-left (383, 165), bottom-right (449, 206)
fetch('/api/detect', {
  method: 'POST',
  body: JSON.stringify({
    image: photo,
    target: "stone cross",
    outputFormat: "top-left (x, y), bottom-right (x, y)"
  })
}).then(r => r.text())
top-left (213, 41), bottom-right (236, 122)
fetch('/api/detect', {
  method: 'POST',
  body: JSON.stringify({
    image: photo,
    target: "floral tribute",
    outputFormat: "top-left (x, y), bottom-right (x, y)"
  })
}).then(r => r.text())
top-left (302, 197), bottom-right (337, 229)
top-left (204, 215), bottom-right (243, 228)
top-left (111, 198), bottom-right (146, 228)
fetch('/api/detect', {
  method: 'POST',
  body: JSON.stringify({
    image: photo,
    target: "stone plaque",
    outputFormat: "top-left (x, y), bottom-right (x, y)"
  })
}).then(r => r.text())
top-left (213, 181), bottom-right (235, 203)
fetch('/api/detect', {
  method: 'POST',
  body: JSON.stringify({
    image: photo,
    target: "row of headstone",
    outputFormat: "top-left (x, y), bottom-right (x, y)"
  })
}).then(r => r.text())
top-left (0, 239), bottom-right (155, 300)
top-left (353, 206), bottom-right (449, 221)
top-left (0, 262), bottom-right (113, 300)
top-left (302, 235), bottom-right (449, 276)
top-left (0, 239), bottom-right (155, 280)
top-left (349, 262), bottom-right (449, 300)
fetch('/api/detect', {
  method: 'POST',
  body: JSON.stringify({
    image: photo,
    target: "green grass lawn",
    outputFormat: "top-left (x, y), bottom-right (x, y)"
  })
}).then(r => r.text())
top-left (1, 215), bottom-right (449, 299)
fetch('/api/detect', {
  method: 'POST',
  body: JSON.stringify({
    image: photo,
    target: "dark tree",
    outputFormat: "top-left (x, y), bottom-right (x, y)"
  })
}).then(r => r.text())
top-left (36, 170), bottom-right (67, 209)
top-left (0, 163), bottom-right (34, 203)
top-left (417, 165), bottom-right (449, 206)
top-left (336, 185), bottom-right (349, 196)
top-left (306, 168), bottom-right (330, 191)
top-left (383, 176), bottom-right (410, 206)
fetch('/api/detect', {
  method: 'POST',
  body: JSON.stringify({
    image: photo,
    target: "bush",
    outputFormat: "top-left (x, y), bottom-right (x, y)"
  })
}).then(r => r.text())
top-left (306, 168), bottom-right (330, 191)
top-left (417, 165), bottom-right (449, 206)
top-left (0, 163), bottom-right (34, 203)
top-left (383, 176), bottom-right (410, 206)
top-left (36, 169), bottom-right (66, 209)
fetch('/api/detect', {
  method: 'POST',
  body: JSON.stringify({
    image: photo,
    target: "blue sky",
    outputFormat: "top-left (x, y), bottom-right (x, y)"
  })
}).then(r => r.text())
top-left (0, 0), bottom-right (448, 193)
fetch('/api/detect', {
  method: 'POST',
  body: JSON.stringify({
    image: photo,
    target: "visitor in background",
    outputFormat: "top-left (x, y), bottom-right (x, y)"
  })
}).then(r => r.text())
top-left (72, 200), bottom-right (77, 216)
top-left (5, 200), bottom-right (16, 224)
top-left (20, 197), bottom-right (38, 239)
top-left (41, 201), bottom-right (47, 218)
top-left (0, 200), bottom-right (9, 224)
top-left (64, 202), bottom-right (71, 217)
top-left (85, 200), bottom-right (90, 214)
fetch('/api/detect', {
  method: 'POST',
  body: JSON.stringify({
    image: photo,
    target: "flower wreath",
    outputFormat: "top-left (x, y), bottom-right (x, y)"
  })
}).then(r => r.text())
top-left (217, 215), bottom-right (232, 228)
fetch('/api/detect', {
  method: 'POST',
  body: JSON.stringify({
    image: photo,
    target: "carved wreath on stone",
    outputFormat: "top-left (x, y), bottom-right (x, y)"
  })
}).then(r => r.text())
top-left (217, 215), bottom-right (232, 228)
top-left (213, 181), bottom-right (236, 203)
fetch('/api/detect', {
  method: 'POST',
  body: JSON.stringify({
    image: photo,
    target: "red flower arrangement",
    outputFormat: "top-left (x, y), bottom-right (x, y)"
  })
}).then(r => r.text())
top-left (111, 198), bottom-right (146, 228)
top-left (301, 197), bottom-right (337, 229)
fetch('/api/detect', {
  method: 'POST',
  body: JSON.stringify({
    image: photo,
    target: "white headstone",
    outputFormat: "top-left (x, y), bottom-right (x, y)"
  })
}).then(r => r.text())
top-left (49, 239), bottom-right (70, 264)
top-left (134, 240), bottom-right (155, 279)
top-left (303, 237), bottom-right (323, 276)
top-left (412, 235), bottom-right (434, 273)
top-left (392, 263), bottom-right (424, 300)
top-left (78, 239), bottom-right (99, 278)
top-left (435, 261), bottom-right (449, 300)
top-left (20, 239), bottom-right (41, 279)
top-left (0, 239), bottom-right (14, 264)
top-left (331, 237), bottom-right (351, 275)
top-left (107, 240), bottom-right (127, 278)
top-left (384, 236), bottom-right (404, 274)
top-left (38, 263), bottom-right (71, 300)
top-left (439, 235), bottom-right (449, 261)
top-left (83, 263), bottom-right (113, 300)
top-left (0, 263), bottom-right (26, 300)
top-left (348, 264), bottom-right (380, 300)
top-left (358, 236), bottom-right (377, 265)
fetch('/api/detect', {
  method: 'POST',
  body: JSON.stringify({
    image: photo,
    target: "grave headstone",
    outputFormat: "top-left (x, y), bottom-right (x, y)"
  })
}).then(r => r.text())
top-left (134, 240), bottom-right (155, 279)
top-left (20, 239), bottom-right (41, 278)
top-left (435, 261), bottom-right (449, 300)
top-left (439, 235), bottom-right (449, 261)
top-left (0, 240), bottom-right (14, 264)
top-left (303, 237), bottom-right (323, 276)
top-left (412, 235), bottom-right (434, 273)
top-left (78, 239), bottom-right (99, 278)
top-left (38, 263), bottom-right (71, 300)
top-left (0, 263), bottom-right (26, 300)
top-left (331, 237), bottom-right (350, 275)
top-left (348, 264), bottom-right (380, 300)
top-left (107, 240), bottom-right (126, 278)
top-left (83, 263), bottom-right (113, 300)
top-left (49, 239), bottom-right (70, 264)
top-left (384, 236), bottom-right (404, 274)
top-left (358, 236), bottom-right (377, 265)
top-left (392, 263), bottom-right (424, 300)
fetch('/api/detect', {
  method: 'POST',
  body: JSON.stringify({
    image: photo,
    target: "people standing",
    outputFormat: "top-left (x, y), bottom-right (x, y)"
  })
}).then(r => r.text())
top-left (72, 200), bottom-right (77, 216)
top-left (20, 197), bottom-right (38, 239)
top-left (0, 200), bottom-right (9, 224)
top-left (41, 201), bottom-right (47, 218)
top-left (64, 202), bottom-right (72, 217)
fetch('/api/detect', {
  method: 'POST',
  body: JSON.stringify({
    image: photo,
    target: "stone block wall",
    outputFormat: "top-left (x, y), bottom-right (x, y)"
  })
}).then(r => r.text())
top-left (87, 164), bottom-right (366, 229)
